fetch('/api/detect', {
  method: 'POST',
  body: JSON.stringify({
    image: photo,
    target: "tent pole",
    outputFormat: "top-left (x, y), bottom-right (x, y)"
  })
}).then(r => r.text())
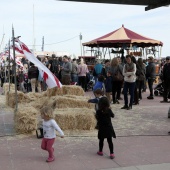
top-left (102, 48), bottom-right (105, 60)
top-left (104, 48), bottom-right (107, 59)
top-left (108, 48), bottom-right (111, 60)
top-left (160, 46), bottom-right (162, 59)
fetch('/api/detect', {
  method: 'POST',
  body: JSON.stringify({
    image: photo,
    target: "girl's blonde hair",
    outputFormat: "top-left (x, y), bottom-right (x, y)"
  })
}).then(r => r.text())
top-left (40, 106), bottom-right (54, 119)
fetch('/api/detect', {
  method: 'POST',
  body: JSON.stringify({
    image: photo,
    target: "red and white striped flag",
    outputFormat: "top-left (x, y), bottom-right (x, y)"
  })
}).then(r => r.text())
top-left (14, 38), bottom-right (62, 88)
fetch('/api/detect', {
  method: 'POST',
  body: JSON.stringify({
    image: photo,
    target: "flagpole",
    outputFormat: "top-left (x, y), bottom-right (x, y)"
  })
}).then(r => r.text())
top-left (8, 39), bottom-right (11, 104)
top-left (8, 39), bottom-right (11, 90)
top-left (12, 26), bottom-right (18, 113)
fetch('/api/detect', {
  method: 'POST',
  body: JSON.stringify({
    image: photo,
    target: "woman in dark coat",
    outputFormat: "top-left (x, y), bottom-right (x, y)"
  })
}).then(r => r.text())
top-left (96, 97), bottom-right (116, 159)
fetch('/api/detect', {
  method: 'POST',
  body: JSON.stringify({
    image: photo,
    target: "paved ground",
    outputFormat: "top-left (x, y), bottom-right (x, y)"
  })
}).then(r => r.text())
top-left (0, 86), bottom-right (170, 170)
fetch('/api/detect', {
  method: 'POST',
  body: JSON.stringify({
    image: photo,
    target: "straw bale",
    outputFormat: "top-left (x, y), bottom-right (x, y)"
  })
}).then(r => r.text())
top-left (6, 90), bottom-right (30, 108)
top-left (53, 96), bottom-right (93, 109)
top-left (26, 92), bottom-right (45, 101)
top-left (46, 85), bottom-right (84, 97)
top-left (54, 108), bottom-right (96, 130)
top-left (14, 106), bottom-right (39, 133)
top-left (62, 85), bottom-right (84, 96)
top-left (30, 96), bottom-right (50, 110)
top-left (64, 95), bottom-right (89, 100)
top-left (3, 83), bottom-right (15, 95)
top-left (46, 87), bottom-right (63, 97)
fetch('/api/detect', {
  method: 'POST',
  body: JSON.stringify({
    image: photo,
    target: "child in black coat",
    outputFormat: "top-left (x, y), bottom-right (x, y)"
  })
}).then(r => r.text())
top-left (95, 97), bottom-right (116, 159)
top-left (105, 71), bottom-right (113, 103)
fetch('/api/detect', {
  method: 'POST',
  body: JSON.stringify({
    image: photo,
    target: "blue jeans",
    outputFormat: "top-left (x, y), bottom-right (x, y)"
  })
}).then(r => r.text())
top-left (123, 81), bottom-right (136, 106)
top-left (71, 74), bottom-right (78, 83)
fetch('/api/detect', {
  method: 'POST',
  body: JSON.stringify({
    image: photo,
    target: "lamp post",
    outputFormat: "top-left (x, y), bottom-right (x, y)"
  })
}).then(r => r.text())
top-left (79, 33), bottom-right (82, 56)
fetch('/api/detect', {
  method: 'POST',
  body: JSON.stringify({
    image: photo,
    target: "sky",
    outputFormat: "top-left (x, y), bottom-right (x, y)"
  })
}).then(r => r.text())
top-left (0, 0), bottom-right (170, 59)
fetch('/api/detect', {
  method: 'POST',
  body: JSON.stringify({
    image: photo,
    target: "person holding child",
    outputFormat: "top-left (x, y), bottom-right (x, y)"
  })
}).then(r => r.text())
top-left (95, 97), bottom-right (116, 159)
top-left (40, 106), bottom-right (64, 162)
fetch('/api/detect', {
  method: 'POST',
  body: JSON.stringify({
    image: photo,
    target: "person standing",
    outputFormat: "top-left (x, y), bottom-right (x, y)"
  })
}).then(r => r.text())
top-left (121, 55), bottom-right (136, 110)
top-left (93, 60), bottom-right (103, 83)
top-left (78, 58), bottom-right (89, 91)
top-left (60, 55), bottom-right (72, 85)
top-left (110, 57), bottom-right (123, 104)
top-left (96, 97), bottom-right (116, 159)
top-left (18, 69), bottom-right (26, 92)
top-left (135, 58), bottom-right (146, 102)
top-left (160, 56), bottom-right (170, 103)
top-left (41, 106), bottom-right (64, 162)
top-left (104, 71), bottom-right (113, 103)
top-left (146, 56), bottom-right (156, 99)
top-left (71, 58), bottom-right (78, 83)
top-left (0, 68), bottom-right (5, 87)
top-left (102, 59), bottom-right (110, 78)
top-left (28, 62), bottom-right (39, 93)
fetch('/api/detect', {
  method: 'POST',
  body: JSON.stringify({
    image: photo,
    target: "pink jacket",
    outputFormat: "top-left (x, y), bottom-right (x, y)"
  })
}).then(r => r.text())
top-left (78, 64), bottom-right (89, 76)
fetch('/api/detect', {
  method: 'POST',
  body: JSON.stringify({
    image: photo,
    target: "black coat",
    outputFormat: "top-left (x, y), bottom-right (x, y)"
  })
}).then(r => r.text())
top-left (163, 63), bottom-right (170, 80)
top-left (105, 76), bottom-right (113, 92)
top-left (96, 108), bottom-right (116, 139)
top-left (146, 62), bottom-right (156, 79)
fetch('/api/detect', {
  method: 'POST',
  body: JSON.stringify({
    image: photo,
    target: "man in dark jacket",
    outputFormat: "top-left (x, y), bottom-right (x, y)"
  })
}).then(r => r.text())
top-left (146, 56), bottom-right (156, 99)
top-left (160, 56), bottom-right (170, 103)
top-left (28, 62), bottom-right (39, 92)
top-left (60, 55), bottom-right (72, 85)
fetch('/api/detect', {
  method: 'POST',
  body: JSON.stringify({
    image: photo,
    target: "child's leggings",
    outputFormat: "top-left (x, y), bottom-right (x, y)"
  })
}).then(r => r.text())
top-left (99, 137), bottom-right (114, 154)
top-left (41, 138), bottom-right (55, 158)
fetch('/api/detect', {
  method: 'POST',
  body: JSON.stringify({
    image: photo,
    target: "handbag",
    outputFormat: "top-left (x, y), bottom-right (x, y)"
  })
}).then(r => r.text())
top-left (137, 74), bottom-right (145, 81)
top-left (113, 66), bottom-right (124, 81)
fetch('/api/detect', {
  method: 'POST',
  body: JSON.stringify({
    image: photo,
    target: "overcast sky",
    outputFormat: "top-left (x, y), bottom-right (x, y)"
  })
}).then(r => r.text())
top-left (0, 0), bottom-right (169, 58)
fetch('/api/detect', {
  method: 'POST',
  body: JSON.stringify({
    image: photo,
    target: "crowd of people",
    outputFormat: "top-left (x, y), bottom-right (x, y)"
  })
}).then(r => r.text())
top-left (0, 54), bottom-right (170, 106)
top-left (92, 55), bottom-right (170, 109)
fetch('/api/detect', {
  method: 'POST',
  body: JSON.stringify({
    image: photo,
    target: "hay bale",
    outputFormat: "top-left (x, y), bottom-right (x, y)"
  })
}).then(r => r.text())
top-left (14, 106), bottom-right (39, 133)
top-left (62, 85), bottom-right (84, 96)
top-left (54, 108), bottom-right (96, 130)
top-left (3, 83), bottom-right (15, 95)
top-left (46, 87), bottom-right (63, 97)
top-left (46, 85), bottom-right (84, 97)
top-left (6, 90), bottom-right (30, 108)
top-left (53, 96), bottom-right (93, 109)
top-left (29, 95), bottom-right (93, 110)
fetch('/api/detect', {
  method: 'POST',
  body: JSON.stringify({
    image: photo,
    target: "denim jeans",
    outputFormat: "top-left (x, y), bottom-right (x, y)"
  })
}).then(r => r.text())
top-left (148, 78), bottom-right (155, 97)
top-left (71, 74), bottom-right (78, 83)
top-left (123, 81), bottom-right (136, 106)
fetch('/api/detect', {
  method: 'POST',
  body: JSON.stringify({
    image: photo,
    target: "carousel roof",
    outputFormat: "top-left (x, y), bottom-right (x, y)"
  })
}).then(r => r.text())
top-left (82, 25), bottom-right (163, 48)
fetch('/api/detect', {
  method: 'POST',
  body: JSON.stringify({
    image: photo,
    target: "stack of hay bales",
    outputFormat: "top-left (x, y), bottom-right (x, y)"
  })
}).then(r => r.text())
top-left (5, 85), bottom-right (96, 133)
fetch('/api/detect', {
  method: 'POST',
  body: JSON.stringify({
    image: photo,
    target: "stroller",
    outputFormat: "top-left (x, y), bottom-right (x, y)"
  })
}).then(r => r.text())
top-left (154, 73), bottom-right (164, 96)
top-left (154, 82), bottom-right (164, 96)
top-left (87, 76), bottom-right (95, 91)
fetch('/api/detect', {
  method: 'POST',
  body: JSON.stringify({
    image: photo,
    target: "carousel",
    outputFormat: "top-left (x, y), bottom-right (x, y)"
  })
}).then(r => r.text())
top-left (82, 24), bottom-right (163, 61)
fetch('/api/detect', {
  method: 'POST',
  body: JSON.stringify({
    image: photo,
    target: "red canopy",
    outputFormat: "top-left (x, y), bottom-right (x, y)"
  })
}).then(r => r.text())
top-left (83, 25), bottom-right (163, 48)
